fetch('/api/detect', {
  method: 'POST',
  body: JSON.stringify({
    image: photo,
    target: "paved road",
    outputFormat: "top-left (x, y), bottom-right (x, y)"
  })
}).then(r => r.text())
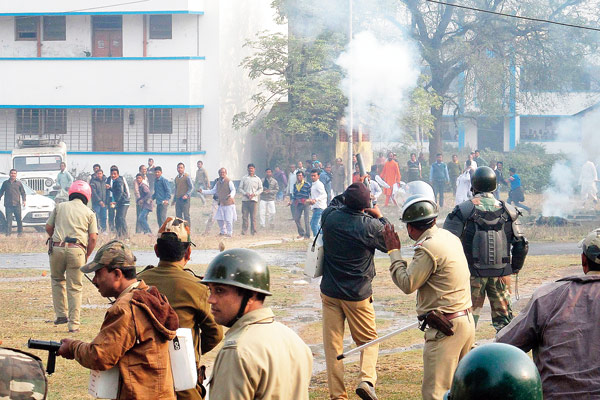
top-left (0, 242), bottom-right (580, 270)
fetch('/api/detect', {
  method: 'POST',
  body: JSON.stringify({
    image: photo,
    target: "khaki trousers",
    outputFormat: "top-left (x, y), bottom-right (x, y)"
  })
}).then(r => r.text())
top-left (422, 313), bottom-right (475, 400)
top-left (321, 293), bottom-right (378, 400)
top-left (50, 246), bottom-right (85, 331)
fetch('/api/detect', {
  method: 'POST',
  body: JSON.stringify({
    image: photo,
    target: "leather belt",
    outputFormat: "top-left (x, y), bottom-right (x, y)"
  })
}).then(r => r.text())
top-left (53, 242), bottom-right (86, 251)
top-left (443, 308), bottom-right (471, 321)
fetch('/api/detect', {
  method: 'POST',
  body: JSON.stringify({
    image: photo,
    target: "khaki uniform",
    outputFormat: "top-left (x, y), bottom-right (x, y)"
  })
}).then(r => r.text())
top-left (209, 307), bottom-right (313, 400)
top-left (389, 225), bottom-right (475, 400)
top-left (138, 261), bottom-right (223, 400)
top-left (46, 198), bottom-right (97, 331)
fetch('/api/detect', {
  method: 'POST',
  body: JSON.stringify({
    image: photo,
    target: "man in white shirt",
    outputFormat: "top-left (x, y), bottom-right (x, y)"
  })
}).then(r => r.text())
top-left (238, 163), bottom-right (263, 235)
top-left (308, 169), bottom-right (328, 237)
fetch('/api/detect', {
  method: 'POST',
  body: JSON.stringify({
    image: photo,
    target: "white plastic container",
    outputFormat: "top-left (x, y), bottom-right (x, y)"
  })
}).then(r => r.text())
top-left (169, 328), bottom-right (197, 391)
top-left (304, 233), bottom-right (324, 278)
top-left (88, 366), bottom-right (119, 399)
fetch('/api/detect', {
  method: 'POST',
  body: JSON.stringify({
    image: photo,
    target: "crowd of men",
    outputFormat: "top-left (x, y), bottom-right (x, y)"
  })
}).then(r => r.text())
top-left (3, 147), bottom-right (600, 399)
top-left (35, 164), bottom-right (598, 399)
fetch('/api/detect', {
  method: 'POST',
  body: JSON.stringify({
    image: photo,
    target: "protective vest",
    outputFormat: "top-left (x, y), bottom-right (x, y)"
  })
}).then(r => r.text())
top-left (457, 201), bottom-right (514, 277)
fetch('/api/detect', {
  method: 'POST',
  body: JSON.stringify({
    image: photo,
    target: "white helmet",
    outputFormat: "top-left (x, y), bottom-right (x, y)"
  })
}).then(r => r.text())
top-left (406, 181), bottom-right (435, 202)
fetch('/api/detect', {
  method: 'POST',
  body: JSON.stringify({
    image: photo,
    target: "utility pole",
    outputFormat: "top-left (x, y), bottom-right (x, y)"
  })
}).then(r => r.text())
top-left (347, 0), bottom-right (354, 186)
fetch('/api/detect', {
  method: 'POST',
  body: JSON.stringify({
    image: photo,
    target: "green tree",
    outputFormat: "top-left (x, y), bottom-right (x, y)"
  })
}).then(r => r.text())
top-left (387, 0), bottom-right (598, 161)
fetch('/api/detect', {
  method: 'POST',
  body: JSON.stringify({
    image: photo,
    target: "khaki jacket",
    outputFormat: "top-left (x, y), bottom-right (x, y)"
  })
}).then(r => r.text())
top-left (47, 198), bottom-right (98, 247)
top-left (138, 261), bottom-right (223, 359)
top-left (389, 225), bottom-right (472, 315)
top-left (69, 280), bottom-right (178, 400)
top-left (209, 308), bottom-right (313, 400)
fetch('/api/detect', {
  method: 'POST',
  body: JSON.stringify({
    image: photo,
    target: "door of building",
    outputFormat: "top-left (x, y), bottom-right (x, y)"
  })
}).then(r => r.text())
top-left (477, 117), bottom-right (504, 152)
top-left (92, 16), bottom-right (122, 57)
top-left (93, 109), bottom-right (124, 151)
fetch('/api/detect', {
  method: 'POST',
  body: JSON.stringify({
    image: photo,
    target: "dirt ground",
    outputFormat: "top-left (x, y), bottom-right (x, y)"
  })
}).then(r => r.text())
top-left (0, 192), bottom-right (596, 399)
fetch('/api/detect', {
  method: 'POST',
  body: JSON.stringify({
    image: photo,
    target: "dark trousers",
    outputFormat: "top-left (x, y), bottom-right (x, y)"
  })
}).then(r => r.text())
top-left (92, 203), bottom-right (107, 232)
top-left (292, 201), bottom-right (311, 238)
top-left (5, 205), bottom-right (22, 235)
top-left (135, 203), bottom-right (142, 233)
top-left (241, 201), bottom-right (258, 234)
top-left (108, 206), bottom-right (116, 232)
top-left (175, 199), bottom-right (191, 226)
top-left (115, 204), bottom-right (129, 238)
top-left (156, 202), bottom-right (168, 227)
top-left (432, 180), bottom-right (446, 207)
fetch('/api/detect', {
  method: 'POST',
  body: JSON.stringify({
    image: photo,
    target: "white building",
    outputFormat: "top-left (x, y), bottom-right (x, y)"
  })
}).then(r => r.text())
top-left (0, 0), bottom-right (281, 179)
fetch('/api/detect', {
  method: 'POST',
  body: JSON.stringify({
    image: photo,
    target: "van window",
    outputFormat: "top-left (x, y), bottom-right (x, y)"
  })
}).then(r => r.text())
top-left (13, 155), bottom-right (62, 172)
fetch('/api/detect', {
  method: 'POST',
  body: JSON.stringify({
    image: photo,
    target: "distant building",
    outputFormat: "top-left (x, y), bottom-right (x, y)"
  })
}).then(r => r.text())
top-left (0, 0), bottom-right (282, 178)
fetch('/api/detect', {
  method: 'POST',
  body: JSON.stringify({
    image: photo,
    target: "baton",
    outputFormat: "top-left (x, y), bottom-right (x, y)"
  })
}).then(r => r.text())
top-left (337, 321), bottom-right (419, 360)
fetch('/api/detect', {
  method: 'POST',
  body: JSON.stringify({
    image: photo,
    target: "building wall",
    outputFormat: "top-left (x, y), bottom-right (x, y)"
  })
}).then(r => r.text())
top-left (0, 0), bottom-right (204, 14)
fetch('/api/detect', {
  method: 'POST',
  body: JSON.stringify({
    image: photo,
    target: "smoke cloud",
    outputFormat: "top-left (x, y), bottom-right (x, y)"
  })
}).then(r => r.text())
top-left (336, 31), bottom-right (420, 142)
top-left (542, 108), bottom-right (600, 216)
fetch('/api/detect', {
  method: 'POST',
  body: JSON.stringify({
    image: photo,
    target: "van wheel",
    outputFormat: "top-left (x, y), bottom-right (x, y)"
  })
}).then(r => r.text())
top-left (0, 213), bottom-right (6, 234)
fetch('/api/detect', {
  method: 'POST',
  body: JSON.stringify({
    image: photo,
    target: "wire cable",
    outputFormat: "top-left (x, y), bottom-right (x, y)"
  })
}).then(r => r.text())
top-left (67, 0), bottom-right (151, 13)
top-left (425, 0), bottom-right (600, 32)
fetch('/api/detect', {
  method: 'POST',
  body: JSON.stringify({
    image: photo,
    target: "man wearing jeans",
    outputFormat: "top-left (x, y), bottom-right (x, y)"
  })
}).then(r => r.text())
top-left (259, 168), bottom-right (279, 229)
top-left (0, 169), bottom-right (26, 236)
top-left (289, 171), bottom-right (311, 239)
top-left (320, 182), bottom-right (388, 400)
top-left (239, 163), bottom-right (263, 235)
top-left (309, 169), bottom-right (327, 237)
top-left (90, 169), bottom-right (107, 232)
top-left (173, 163), bottom-right (193, 227)
top-left (152, 166), bottom-right (171, 228)
top-left (429, 153), bottom-right (450, 207)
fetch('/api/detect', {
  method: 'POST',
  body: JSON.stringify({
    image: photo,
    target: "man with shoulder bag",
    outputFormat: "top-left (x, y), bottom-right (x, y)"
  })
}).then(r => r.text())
top-left (320, 182), bottom-right (389, 400)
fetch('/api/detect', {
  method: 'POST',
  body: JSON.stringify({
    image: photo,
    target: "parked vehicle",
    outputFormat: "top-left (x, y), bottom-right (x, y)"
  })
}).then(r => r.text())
top-left (11, 136), bottom-right (67, 197)
top-left (0, 175), bottom-right (56, 233)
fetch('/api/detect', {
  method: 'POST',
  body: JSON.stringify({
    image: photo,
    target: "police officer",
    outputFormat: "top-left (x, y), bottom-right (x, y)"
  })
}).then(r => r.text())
top-left (383, 193), bottom-right (475, 400)
top-left (443, 166), bottom-right (528, 332)
top-left (443, 343), bottom-right (543, 400)
top-left (138, 217), bottom-right (223, 400)
top-left (45, 180), bottom-right (98, 333)
top-left (201, 249), bottom-right (313, 399)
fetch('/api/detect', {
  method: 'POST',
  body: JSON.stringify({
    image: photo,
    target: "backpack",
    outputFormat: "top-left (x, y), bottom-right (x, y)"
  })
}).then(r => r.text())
top-left (458, 201), bottom-right (512, 277)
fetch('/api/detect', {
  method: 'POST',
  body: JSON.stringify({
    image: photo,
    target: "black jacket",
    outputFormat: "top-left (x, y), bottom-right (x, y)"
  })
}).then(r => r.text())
top-left (320, 201), bottom-right (388, 301)
top-left (90, 176), bottom-right (107, 206)
top-left (109, 176), bottom-right (129, 206)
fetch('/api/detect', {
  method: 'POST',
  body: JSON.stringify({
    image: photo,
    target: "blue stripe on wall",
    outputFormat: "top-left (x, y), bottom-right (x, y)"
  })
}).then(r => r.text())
top-left (0, 105), bottom-right (204, 109)
top-left (0, 11), bottom-right (204, 16)
top-left (0, 56), bottom-right (205, 61)
top-left (0, 150), bottom-right (206, 155)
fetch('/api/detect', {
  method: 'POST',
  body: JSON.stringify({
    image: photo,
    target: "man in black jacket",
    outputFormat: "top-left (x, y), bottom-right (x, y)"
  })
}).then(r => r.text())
top-left (320, 182), bottom-right (388, 400)
top-left (90, 169), bottom-right (107, 232)
top-left (0, 169), bottom-right (26, 236)
top-left (108, 167), bottom-right (130, 238)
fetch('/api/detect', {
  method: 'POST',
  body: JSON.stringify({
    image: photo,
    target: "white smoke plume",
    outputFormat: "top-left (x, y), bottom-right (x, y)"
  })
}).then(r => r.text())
top-left (542, 108), bottom-right (600, 217)
top-left (336, 31), bottom-right (420, 142)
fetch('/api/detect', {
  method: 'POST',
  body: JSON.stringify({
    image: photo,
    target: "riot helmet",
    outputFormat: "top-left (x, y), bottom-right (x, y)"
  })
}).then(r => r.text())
top-left (400, 195), bottom-right (438, 223)
top-left (202, 248), bottom-right (271, 296)
top-left (471, 166), bottom-right (497, 193)
top-left (443, 343), bottom-right (543, 400)
top-left (406, 180), bottom-right (435, 202)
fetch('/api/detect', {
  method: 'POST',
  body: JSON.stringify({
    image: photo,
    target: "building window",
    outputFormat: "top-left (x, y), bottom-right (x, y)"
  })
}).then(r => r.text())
top-left (17, 109), bottom-right (41, 134)
top-left (44, 109), bottom-right (67, 134)
top-left (147, 109), bottom-right (172, 133)
top-left (15, 16), bottom-right (39, 41)
top-left (149, 15), bottom-right (172, 39)
top-left (43, 16), bottom-right (66, 41)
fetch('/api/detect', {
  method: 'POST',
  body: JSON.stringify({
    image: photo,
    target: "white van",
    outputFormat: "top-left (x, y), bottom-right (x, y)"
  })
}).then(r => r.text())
top-left (11, 137), bottom-right (67, 197)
